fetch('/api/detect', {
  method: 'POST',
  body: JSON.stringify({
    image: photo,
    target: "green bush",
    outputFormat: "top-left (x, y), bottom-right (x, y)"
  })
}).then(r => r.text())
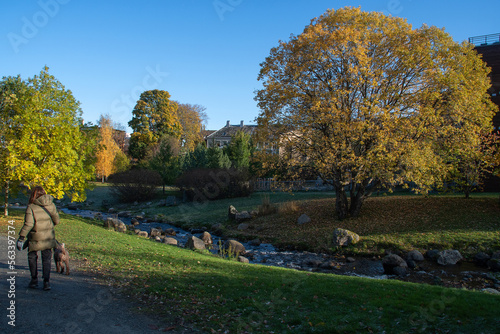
top-left (176, 168), bottom-right (253, 202)
top-left (108, 169), bottom-right (162, 202)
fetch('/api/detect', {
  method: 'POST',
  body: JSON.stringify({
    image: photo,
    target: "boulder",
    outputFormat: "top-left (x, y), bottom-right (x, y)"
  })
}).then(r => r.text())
top-left (474, 252), bottom-right (491, 266)
top-left (235, 211), bottom-right (252, 222)
top-left (117, 211), bottom-right (132, 217)
top-left (482, 288), bottom-right (500, 295)
top-left (164, 228), bottom-right (176, 236)
top-left (138, 231), bottom-right (149, 238)
top-left (115, 222), bottom-right (127, 233)
top-left (237, 223), bottom-right (249, 231)
top-left (332, 228), bottom-right (360, 247)
top-left (487, 258), bottom-right (500, 272)
top-left (186, 236), bottom-right (206, 250)
top-left (425, 249), bottom-right (440, 260)
top-left (163, 237), bottom-right (178, 246)
top-left (228, 205), bottom-right (238, 221)
top-left (382, 254), bottom-right (408, 276)
top-left (103, 219), bottom-right (114, 230)
top-left (150, 228), bottom-right (162, 238)
top-left (406, 250), bottom-right (425, 262)
top-left (297, 214), bottom-right (311, 225)
top-left (131, 218), bottom-right (140, 226)
top-left (67, 202), bottom-right (79, 210)
top-left (249, 238), bottom-right (262, 246)
top-left (201, 231), bottom-right (213, 245)
top-left (222, 239), bottom-right (246, 256)
top-left (436, 250), bottom-right (463, 266)
top-left (211, 223), bottom-right (224, 234)
top-left (238, 256), bottom-right (250, 263)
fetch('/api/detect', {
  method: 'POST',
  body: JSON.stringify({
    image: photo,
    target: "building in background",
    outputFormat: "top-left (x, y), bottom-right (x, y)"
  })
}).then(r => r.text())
top-left (205, 120), bottom-right (257, 148)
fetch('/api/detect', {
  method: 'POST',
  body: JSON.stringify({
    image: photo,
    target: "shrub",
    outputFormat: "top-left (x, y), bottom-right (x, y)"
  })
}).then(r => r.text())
top-left (108, 169), bottom-right (162, 202)
top-left (258, 195), bottom-right (277, 216)
top-left (176, 168), bottom-right (253, 202)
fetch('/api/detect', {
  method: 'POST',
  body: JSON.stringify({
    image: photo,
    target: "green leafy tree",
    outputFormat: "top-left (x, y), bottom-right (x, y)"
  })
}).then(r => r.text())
top-left (225, 130), bottom-right (253, 169)
top-left (207, 147), bottom-right (232, 169)
top-left (255, 7), bottom-right (496, 219)
top-left (128, 90), bottom-right (182, 161)
top-left (148, 136), bottom-right (181, 192)
top-left (0, 67), bottom-right (96, 215)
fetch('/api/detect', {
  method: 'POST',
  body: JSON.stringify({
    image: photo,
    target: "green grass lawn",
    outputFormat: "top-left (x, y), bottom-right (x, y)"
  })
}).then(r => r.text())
top-left (2, 210), bottom-right (499, 333)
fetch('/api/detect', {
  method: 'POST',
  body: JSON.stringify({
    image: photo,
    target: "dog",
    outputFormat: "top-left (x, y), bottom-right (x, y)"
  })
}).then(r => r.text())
top-left (53, 241), bottom-right (70, 275)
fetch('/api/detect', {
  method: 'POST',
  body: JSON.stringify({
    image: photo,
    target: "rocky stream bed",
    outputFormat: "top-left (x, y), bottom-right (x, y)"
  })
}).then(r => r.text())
top-left (59, 207), bottom-right (500, 295)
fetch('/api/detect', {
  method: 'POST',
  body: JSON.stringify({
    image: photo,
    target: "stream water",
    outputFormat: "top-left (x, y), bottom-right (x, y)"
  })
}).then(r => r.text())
top-left (60, 208), bottom-right (388, 279)
top-left (60, 208), bottom-right (500, 291)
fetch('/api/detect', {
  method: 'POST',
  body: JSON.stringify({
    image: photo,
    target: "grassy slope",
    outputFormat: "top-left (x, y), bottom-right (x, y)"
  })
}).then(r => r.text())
top-left (2, 210), bottom-right (499, 333)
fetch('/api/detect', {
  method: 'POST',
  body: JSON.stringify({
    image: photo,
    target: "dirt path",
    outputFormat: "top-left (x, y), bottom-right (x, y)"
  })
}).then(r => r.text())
top-left (0, 236), bottom-right (197, 333)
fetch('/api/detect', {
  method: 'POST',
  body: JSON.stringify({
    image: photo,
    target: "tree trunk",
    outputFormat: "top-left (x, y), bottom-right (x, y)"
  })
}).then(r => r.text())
top-left (335, 186), bottom-right (349, 220)
top-left (4, 180), bottom-right (9, 217)
top-left (349, 182), bottom-right (366, 218)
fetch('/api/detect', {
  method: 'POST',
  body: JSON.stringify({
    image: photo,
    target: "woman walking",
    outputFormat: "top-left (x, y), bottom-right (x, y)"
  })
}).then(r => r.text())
top-left (16, 186), bottom-right (60, 291)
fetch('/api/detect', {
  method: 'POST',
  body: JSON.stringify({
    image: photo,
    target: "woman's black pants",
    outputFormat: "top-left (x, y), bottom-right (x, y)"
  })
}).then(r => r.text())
top-left (28, 249), bottom-right (52, 282)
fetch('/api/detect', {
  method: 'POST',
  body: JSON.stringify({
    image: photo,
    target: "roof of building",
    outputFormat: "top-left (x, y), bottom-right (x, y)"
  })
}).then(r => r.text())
top-left (206, 121), bottom-right (257, 139)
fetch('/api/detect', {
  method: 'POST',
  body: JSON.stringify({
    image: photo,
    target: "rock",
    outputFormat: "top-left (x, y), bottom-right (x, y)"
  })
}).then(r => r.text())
top-left (249, 239), bottom-right (262, 246)
top-left (222, 239), bottom-right (246, 256)
top-left (163, 237), bottom-right (178, 246)
top-left (393, 266), bottom-right (408, 277)
top-left (406, 250), bottom-right (425, 262)
top-left (474, 252), bottom-right (491, 266)
top-left (67, 202), bottom-right (79, 210)
top-left (186, 236), bottom-right (206, 250)
top-left (117, 211), bottom-right (132, 217)
top-left (164, 228), bottom-right (176, 236)
top-left (346, 257), bottom-right (356, 263)
top-left (150, 228), bottom-right (162, 238)
top-left (138, 231), bottom-right (149, 238)
top-left (487, 258), bottom-right (500, 272)
top-left (237, 223), bottom-right (249, 231)
top-left (297, 214), bottom-right (311, 225)
top-left (131, 218), bottom-right (140, 226)
top-left (382, 254), bottom-right (408, 275)
top-left (332, 228), bottom-right (360, 247)
top-left (228, 205), bottom-right (238, 221)
top-left (115, 222), bottom-right (127, 233)
top-left (211, 223), bottom-right (224, 234)
top-left (201, 232), bottom-right (213, 245)
top-left (103, 219), bottom-right (114, 230)
top-left (306, 259), bottom-right (323, 267)
top-left (134, 229), bottom-right (141, 234)
top-left (238, 256), bottom-right (250, 263)
top-left (425, 249), bottom-right (440, 259)
top-left (436, 250), bottom-right (463, 266)
top-left (482, 288), bottom-right (500, 295)
top-left (407, 259), bottom-right (417, 269)
top-left (235, 211), bottom-right (252, 222)
top-left (154, 236), bottom-right (162, 242)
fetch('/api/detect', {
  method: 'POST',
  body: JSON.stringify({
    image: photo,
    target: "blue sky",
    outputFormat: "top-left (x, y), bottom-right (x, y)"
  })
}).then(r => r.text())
top-left (2, 0), bottom-right (499, 133)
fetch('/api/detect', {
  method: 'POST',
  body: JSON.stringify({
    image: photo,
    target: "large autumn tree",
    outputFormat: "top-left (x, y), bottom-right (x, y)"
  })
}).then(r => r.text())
top-left (255, 7), bottom-right (497, 219)
top-left (176, 102), bottom-right (207, 152)
top-left (128, 89), bottom-right (182, 161)
top-left (0, 67), bottom-right (96, 215)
